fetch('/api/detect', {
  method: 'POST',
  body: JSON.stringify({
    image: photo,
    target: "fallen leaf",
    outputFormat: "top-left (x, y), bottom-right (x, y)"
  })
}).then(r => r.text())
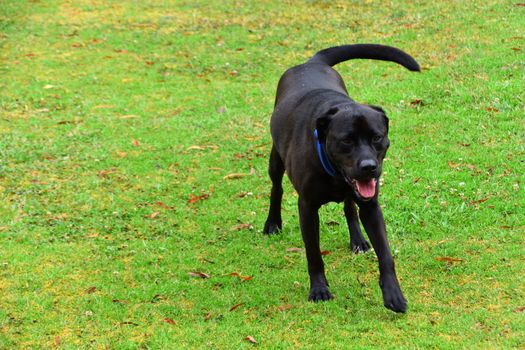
top-left (120, 114), bottom-right (138, 119)
top-left (189, 271), bottom-right (210, 279)
top-left (163, 318), bottom-right (176, 325)
top-left (513, 306), bottom-right (525, 313)
top-left (85, 286), bottom-right (97, 294)
top-left (54, 336), bottom-right (61, 347)
top-left (116, 151), bottom-right (127, 158)
top-left (217, 106), bottom-right (226, 114)
top-left (204, 312), bottom-right (213, 321)
top-left (320, 250), bottom-right (331, 256)
top-left (186, 145), bottom-right (218, 151)
top-left (447, 161), bottom-right (460, 168)
top-left (435, 256), bottom-right (464, 263)
top-left (245, 336), bottom-right (257, 344)
top-left (237, 191), bottom-right (253, 198)
top-left (151, 294), bottom-right (166, 303)
top-left (155, 201), bottom-right (174, 210)
top-left (226, 272), bottom-right (253, 281)
top-left (229, 303), bottom-right (244, 312)
top-left (410, 99), bottom-right (424, 106)
top-left (97, 168), bottom-right (117, 177)
top-left (230, 223), bottom-right (253, 231)
top-left (286, 247), bottom-right (303, 252)
top-left (146, 212), bottom-right (160, 219)
top-left (223, 173), bottom-right (249, 180)
top-left (57, 119), bottom-right (81, 125)
top-left (188, 193), bottom-right (209, 204)
top-left (469, 197), bottom-right (490, 205)
top-left (277, 304), bottom-right (293, 312)
top-left (132, 139), bottom-right (140, 147)
top-left (112, 299), bottom-right (128, 304)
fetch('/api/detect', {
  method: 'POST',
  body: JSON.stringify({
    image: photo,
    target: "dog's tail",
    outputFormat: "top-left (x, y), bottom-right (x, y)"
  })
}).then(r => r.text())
top-left (307, 44), bottom-right (420, 72)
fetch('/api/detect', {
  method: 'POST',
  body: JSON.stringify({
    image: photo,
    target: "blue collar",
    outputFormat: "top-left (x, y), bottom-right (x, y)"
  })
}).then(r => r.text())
top-left (314, 129), bottom-right (337, 177)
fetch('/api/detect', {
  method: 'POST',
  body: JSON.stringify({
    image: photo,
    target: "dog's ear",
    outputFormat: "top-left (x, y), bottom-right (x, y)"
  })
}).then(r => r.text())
top-left (316, 107), bottom-right (338, 139)
top-left (368, 105), bottom-right (389, 132)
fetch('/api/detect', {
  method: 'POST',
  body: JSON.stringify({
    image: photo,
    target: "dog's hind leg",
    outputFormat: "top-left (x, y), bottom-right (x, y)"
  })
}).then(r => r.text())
top-left (344, 198), bottom-right (370, 253)
top-left (263, 145), bottom-right (284, 234)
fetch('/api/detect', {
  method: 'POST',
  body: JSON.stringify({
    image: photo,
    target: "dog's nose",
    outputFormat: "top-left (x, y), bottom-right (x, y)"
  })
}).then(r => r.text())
top-left (359, 159), bottom-right (377, 173)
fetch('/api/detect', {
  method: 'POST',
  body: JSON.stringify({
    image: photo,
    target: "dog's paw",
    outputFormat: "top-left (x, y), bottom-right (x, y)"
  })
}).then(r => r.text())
top-left (380, 279), bottom-right (407, 313)
top-left (308, 285), bottom-right (333, 302)
top-left (351, 239), bottom-right (370, 254)
top-left (263, 220), bottom-right (281, 235)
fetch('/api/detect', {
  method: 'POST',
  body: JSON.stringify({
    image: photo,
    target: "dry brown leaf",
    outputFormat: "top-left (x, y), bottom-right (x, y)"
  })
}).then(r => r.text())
top-left (229, 303), bottom-right (244, 312)
top-left (188, 193), bottom-right (210, 204)
top-left (187, 145), bottom-right (218, 151)
top-left (85, 286), bottom-right (97, 294)
top-left (112, 299), bottom-right (128, 304)
top-left (188, 271), bottom-right (210, 279)
top-left (146, 212), bottom-right (160, 219)
top-left (204, 312), bottom-right (213, 321)
top-left (277, 304), bottom-right (293, 312)
top-left (132, 139), bottom-right (140, 147)
top-left (447, 161), bottom-right (460, 168)
top-left (163, 318), bottom-right (176, 325)
top-left (116, 151), bottom-right (127, 158)
top-left (223, 173), bottom-right (248, 180)
top-left (97, 168), bottom-right (117, 177)
top-left (155, 201), bottom-right (174, 210)
top-left (435, 256), bottom-right (464, 263)
top-left (513, 306), bottom-right (525, 313)
top-left (320, 250), bottom-right (331, 256)
top-left (245, 336), bottom-right (257, 344)
top-left (469, 197), bottom-right (490, 205)
top-left (286, 247), bottom-right (303, 252)
top-left (226, 272), bottom-right (253, 281)
top-left (230, 223), bottom-right (253, 231)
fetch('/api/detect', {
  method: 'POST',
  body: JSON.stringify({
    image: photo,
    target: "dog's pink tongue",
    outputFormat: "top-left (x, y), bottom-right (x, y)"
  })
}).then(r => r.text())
top-left (356, 179), bottom-right (377, 198)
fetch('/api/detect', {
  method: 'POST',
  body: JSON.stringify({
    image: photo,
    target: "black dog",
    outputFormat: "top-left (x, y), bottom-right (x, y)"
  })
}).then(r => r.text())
top-left (263, 44), bottom-right (419, 313)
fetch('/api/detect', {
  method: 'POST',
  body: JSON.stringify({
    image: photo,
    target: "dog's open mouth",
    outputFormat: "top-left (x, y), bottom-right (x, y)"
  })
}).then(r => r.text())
top-left (353, 178), bottom-right (377, 199)
top-left (343, 175), bottom-right (378, 200)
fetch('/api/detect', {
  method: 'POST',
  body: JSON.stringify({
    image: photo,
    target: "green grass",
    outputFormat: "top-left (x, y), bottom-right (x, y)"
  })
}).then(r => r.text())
top-left (0, 0), bottom-right (523, 348)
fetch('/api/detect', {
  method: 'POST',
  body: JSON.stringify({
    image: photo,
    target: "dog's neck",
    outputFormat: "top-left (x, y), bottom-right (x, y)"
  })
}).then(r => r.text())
top-left (313, 129), bottom-right (338, 177)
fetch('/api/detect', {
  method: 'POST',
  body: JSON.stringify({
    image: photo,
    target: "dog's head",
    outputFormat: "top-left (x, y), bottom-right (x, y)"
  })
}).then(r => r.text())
top-left (316, 104), bottom-right (390, 201)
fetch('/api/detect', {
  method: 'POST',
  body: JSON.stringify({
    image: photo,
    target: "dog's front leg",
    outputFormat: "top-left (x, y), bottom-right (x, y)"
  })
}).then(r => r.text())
top-left (344, 198), bottom-right (370, 254)
top-left (298, 198), bottom-right (333, 301)
top-left (358, 200), bottom-right (407, 313)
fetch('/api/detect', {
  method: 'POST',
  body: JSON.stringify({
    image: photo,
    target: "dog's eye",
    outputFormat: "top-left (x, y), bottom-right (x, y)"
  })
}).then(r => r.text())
top-left (342, 139), bottom-right (354, 146)
top-left (372, 135), bottom-right (383, 143)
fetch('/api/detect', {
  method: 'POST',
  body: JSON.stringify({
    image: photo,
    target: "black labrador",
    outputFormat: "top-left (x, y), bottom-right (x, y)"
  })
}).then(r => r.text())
top-left (263, 44), bottom-right (419, 313)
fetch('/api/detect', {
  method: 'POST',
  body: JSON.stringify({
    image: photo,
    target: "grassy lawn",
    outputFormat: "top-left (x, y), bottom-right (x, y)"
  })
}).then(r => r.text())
top-left (0, 0), bottom-right (523, 348)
